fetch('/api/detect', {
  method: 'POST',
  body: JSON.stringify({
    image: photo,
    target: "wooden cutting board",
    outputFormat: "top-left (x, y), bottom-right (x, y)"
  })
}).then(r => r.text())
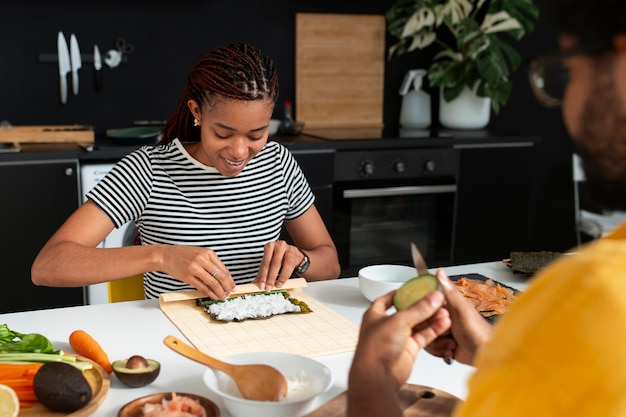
top-left (295, 13), bottom-right (385, 129)
top-left (0, 125), bottom-right (94, 144)
top-left (19, 357), bottom-right (110, 417)
top-left (304, 384), bottom-right (461, 417)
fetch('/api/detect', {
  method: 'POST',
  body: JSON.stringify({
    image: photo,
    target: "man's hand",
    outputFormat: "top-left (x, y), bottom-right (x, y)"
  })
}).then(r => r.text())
top-left (425, 268), bottom-right (494, 365)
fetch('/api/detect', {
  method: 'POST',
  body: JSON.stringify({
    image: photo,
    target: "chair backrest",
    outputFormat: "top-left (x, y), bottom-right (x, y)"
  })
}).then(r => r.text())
top-left (572, 154), bottom-right (626, 245)
top-left (108, 274), bottom-right (144, 303)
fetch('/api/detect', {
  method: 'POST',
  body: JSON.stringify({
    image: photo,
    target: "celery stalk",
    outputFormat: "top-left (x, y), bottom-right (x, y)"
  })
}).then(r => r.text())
top-left (0, 352), bottom-right (93, 371)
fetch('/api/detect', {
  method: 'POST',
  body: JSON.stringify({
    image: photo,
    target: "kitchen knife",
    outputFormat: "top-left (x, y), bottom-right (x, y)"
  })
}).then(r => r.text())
top-left (69, 33), bottom-right (82, 95)
top-left (410, 241), bottom-right (454, 365)
top-left (57, 31), bottom-right (70, 104)
top-left (410, 242), bottom-right (430, 276)
top-left (93, 44), bottom-right (102, 92)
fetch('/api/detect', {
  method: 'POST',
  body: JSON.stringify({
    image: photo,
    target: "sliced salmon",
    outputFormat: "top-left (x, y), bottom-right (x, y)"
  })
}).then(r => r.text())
top-left (454, 277), bottom-right (517, 318)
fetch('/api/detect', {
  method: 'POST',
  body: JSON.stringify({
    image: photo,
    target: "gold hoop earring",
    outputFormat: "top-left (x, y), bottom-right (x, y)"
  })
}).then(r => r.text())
top-left (193, 118), bottom-right (200, 127)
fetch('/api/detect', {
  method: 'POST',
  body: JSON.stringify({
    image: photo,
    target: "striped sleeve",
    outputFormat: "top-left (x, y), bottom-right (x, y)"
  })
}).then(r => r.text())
top-left (277, 144), bottom-right (314, 219)
top-left (86, 148), bottom-right (154, 228)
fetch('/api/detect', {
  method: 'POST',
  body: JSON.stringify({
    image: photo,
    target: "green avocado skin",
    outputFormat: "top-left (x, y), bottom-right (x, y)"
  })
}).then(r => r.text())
top-left (393, 274), bottom-right (439, 311)
top-left (112, 358), bottom-right (161, 387)
top-left (33, 362), bottom-right (92, 412)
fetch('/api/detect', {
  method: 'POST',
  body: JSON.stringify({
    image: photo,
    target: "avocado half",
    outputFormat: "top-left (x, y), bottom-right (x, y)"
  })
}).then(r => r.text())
top-left (112, 355), bottom-right (161, 388)
top-left (393, 274), bottom-right (440, 311)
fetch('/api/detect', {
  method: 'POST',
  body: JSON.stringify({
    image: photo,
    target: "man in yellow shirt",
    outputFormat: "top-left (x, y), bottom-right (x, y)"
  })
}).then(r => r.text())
top-left (348, 0), bottom-right (626, 415)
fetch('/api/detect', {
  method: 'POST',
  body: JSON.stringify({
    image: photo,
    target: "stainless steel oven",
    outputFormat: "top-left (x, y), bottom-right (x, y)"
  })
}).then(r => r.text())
top-left (332, 147), bottom-right (459, 277)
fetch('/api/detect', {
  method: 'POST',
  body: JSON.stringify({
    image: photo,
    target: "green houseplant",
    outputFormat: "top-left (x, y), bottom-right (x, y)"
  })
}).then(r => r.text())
top-left (387, 0), bottom-right (539, 113)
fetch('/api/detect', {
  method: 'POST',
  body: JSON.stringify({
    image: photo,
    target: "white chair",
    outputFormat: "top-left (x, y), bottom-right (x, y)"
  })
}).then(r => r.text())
top-left (573, 154), bottom-right (626, 245)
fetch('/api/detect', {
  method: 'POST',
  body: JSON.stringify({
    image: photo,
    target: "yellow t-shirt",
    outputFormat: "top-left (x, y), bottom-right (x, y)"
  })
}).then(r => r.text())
top-left (453, 222), bottom-right (626, 417)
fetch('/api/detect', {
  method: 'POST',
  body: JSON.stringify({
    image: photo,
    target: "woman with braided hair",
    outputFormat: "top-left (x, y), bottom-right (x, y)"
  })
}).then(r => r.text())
top-left (32, 43), bottom-right (340, 300)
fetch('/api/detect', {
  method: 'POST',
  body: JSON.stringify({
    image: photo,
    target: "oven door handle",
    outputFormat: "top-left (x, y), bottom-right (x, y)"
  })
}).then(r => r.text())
top-left (342, 184), bottom-right (457, 199)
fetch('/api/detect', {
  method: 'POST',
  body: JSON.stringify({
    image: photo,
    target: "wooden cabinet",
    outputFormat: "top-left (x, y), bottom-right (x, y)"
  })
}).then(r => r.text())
top-left (0, 159), bottom-right (85, 313)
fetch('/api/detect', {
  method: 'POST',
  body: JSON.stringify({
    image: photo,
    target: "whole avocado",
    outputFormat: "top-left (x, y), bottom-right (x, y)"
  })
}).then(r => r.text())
top-left (33, 361), bottom-right (92, 412)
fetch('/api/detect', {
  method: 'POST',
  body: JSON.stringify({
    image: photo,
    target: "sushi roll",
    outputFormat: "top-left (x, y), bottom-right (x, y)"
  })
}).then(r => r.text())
top-left (196, 290), bottom-right (312, 322)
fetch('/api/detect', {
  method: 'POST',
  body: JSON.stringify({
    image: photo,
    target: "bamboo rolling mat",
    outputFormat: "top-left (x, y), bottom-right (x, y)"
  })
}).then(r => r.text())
top-left (159, 282), bottom-right (358, 359)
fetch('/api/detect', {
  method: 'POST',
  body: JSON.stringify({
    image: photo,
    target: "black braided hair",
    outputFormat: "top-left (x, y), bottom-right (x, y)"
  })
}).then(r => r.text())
top-left (161, 43), bottom-right (279, 144)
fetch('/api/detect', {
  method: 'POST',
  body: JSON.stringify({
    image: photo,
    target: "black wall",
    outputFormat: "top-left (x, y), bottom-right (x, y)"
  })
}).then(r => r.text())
top-left (0, 0), bottom-right (576, 252)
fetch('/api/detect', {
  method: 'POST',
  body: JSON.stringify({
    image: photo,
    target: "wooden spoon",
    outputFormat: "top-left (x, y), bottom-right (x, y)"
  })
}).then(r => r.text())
top-left (163, 335), bottom-right (288, 401)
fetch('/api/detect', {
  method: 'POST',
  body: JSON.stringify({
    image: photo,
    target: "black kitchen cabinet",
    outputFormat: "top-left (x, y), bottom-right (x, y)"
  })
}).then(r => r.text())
top-left (280, 149), bottom-right (334, 243)
top-left (290, 149), bottom-right (334, 230)
top-left (453, 142), bottom-right (538, 264)
top-left (0, 159), bottom-right (86, 313)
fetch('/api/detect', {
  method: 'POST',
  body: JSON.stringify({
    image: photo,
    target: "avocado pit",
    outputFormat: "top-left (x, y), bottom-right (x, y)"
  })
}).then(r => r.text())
top-left (112, 355), bottom-right (160, 387)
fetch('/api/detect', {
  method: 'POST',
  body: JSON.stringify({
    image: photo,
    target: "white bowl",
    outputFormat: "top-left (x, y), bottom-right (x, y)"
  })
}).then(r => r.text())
top-left (358, 264), bottom-right (417, 301)
top-left (202, 352), bottom-right (333, 417)
top-left (269, 119), bottom-right (281, 135)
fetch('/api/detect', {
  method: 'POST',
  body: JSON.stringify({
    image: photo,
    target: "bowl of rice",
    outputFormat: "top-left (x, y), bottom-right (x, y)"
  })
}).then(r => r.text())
top-left (202, 352), bottom-right (333, 417)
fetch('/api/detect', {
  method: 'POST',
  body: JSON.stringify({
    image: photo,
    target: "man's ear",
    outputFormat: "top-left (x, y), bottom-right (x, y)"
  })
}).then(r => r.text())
top-left (613, 34), bottom-right (626, 55)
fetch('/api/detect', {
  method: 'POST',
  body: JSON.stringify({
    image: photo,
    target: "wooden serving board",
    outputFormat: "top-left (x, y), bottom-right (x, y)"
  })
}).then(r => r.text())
top-left (295, 13), bottom-right (385, 129)
top-left (159, 285), bottom-right (358, 359)
top-left (19, 357), bottom-right (110, 417)
top-left (304, 384), bottom-right (461, 417)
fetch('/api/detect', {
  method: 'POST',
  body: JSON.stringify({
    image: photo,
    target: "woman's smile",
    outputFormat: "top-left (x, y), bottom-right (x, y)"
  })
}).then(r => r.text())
top-left (187, 98), bottom-right (274, 176)
top-left (221, 155), bottom-right (248, 172)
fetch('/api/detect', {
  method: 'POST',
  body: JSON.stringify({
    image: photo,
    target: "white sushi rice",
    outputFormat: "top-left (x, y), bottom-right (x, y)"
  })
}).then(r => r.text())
top-left (220, 370), bottom-right (320, 401)
top-left (207, 293), bottom-right (301, 321)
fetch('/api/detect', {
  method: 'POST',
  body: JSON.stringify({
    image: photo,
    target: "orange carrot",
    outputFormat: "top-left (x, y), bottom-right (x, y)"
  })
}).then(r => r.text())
top-left (13, 387), bottom-right (37, 402)
top-left (0, 362), bottom-right (43, 407)
top-left (69, 329), bottom-right (113, 374)
top-left (0, 363), bottom-right (42, 379)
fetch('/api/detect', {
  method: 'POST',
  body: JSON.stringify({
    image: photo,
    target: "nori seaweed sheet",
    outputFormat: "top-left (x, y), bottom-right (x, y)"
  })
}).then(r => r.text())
top-left (509, 251), bottom-right (563, 274)
top-left (196, 290), bottom-right (312, 322)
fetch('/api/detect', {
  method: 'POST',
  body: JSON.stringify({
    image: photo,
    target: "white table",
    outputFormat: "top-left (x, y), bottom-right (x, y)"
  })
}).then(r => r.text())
top-left (2, 261), bottom-right (526, 416)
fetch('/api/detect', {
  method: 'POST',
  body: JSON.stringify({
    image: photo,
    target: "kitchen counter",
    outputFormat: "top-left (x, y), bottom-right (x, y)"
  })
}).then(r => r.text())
top-left (0, 129), bottom-right (541, 163)
top-left (0, 128), bottom-right (540, 311)
top-left (0, 261), bottom-right (529, 416)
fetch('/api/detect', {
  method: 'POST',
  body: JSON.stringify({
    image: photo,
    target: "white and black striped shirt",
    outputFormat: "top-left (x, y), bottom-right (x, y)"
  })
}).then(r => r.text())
top-left (87, 139), bottom-right (314, 298)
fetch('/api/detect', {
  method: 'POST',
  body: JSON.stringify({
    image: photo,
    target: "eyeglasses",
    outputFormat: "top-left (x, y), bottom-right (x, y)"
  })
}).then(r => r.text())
top-left (528, 44), bottom-right (610, 108)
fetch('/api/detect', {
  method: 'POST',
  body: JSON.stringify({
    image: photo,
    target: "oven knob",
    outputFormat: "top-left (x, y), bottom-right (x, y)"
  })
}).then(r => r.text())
top-left (359, 160), bottom-right (375, 177)
top-left (423, 159), bottom-right (436, 173)
top-left (393, 159), bottom-right (406, 174)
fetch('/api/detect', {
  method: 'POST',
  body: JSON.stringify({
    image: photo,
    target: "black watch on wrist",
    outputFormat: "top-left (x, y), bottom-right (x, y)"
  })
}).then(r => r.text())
top-left (296, 249), bottom-right (310, 275)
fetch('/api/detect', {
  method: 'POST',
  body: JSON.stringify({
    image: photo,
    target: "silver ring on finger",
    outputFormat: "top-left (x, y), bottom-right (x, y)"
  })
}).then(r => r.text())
top-left (211, 267), bottom-right (219, 277)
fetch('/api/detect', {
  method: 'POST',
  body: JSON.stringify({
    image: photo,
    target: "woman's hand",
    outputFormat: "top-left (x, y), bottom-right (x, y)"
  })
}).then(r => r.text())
top-left (253, 240), bottom-right (303, 291)
top-left (424, 268), bottom-right (494, 365)
top-left (161, 245), bottom-right (235, 300)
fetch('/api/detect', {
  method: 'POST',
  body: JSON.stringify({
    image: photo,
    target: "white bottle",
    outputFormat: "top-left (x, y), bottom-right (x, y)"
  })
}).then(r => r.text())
top-left (399, 69), bottom-right (431, 129)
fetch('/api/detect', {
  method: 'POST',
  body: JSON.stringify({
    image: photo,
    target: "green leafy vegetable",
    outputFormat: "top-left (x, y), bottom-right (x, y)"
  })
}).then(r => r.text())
top-left (0, 323), bottom-right (57, 353)
top-left (0, 324), bottom-right (92, 371)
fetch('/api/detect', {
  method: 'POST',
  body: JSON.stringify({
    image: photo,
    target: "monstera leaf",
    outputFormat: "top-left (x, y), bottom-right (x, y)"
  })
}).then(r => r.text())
top-left (386, 0), bottom-right (539, 112)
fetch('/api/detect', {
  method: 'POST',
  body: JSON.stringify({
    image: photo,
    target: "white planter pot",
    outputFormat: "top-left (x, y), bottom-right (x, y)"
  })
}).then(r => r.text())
top-left (439, 86), bottom-right (491, 129)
